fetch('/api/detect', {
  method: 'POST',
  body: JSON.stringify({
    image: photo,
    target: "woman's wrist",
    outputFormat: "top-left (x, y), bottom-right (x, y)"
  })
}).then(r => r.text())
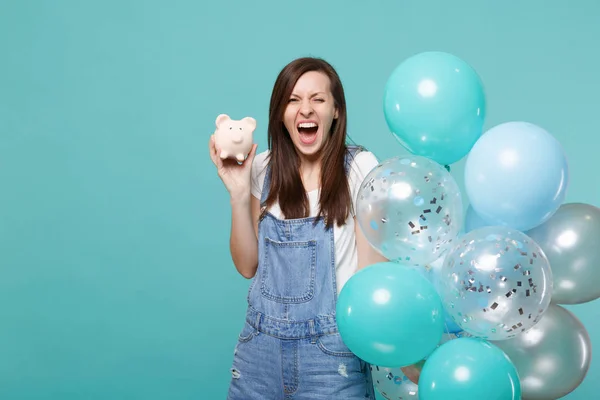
top-left (230, 191), bottom-right (251, 206)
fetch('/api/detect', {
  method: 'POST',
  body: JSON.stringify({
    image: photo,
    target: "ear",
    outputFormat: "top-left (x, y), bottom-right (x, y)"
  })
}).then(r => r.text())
top-left (334, 108), bottom-right (339, 119)
top-left (242, 117), bottom-right (257, 131)
top-left (215, 114), bottom-right (230, 128)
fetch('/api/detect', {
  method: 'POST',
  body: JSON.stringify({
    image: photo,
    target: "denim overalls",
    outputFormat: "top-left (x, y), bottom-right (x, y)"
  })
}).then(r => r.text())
top-left (227, 146), bottom-right (375, 399)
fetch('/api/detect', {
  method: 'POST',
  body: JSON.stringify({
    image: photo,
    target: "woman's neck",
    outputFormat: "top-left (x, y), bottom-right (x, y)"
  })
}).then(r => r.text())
top-left (299, 158), bottom-right (321, 192)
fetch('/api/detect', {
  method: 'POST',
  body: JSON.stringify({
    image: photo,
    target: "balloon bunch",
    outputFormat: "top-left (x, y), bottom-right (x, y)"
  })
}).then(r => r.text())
top-left (336, 51), bottom-right (597, 400)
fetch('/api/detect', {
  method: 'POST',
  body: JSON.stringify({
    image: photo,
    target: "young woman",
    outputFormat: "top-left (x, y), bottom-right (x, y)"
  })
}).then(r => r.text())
top-left (209, 57), bottom-right (386, 399)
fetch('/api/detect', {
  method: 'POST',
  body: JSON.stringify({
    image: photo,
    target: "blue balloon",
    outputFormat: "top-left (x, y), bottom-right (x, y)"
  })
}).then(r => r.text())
top-left (464, 121), bottom-right (569, 231)
top-left (336, 262), bottom-right (444, 368)
top-left (419, 337), bottom-right (521, 400)
top-left (416, 263), bottom-right (463, 334)
top-left (383, 51), bottom-right (486, 166)
top-left (442, 313), bottom-right (463, 334)
top-left (463, 204), bottom-right (489, 234)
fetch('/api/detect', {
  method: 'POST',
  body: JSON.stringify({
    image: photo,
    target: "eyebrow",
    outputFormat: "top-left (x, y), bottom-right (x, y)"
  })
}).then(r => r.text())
top-left (290, 91), bottom-right (327, 97)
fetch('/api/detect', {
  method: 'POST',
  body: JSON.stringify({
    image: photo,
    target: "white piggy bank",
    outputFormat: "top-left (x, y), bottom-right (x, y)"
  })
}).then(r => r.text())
top-left (213, 114), bottom-right (256, 162)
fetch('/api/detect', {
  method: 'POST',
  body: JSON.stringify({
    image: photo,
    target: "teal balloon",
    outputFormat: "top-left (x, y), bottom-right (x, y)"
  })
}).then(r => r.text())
top-left (336, 262), bottom-right (444, 368)
top-left (383, 51), bottom-right (486, 165)
top-left (419, 337), bottom-right (521, 400)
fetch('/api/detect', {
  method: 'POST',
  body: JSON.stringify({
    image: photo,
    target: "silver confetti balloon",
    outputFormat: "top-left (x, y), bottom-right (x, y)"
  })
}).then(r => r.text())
top-left (371, 365), bottom-right (419, 399)
top-left (436, 226), bottom-right (553, 340)
top-left (356, 156), bottom-right (463, 266)
top-left (492, 304), bottom-right (592, 400)
top-left (526, 202), bottom-right (600, 304)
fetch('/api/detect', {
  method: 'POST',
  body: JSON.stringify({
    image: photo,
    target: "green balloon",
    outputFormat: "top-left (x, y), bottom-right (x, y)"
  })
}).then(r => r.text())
top-left (336, 262), bottom-right (444, 368)
top-left (419, 337), bottom-right (521, 400)
top-left (383, 51), bottom-right (486, 165)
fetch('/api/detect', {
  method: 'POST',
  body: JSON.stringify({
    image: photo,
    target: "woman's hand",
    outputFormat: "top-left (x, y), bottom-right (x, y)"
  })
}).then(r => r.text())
top-left (208, 135), bottom-right (258, 199)
top-left (401, 359), bottom-right (425, 385)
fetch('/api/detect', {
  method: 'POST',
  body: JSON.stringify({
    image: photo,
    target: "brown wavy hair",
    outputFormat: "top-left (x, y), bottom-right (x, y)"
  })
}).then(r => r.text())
top-left (260, 57), bottom-right (353, 228)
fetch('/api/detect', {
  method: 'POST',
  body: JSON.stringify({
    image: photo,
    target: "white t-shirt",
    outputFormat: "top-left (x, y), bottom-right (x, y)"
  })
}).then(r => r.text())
top-left (251, 149), bottom-right (380, 294)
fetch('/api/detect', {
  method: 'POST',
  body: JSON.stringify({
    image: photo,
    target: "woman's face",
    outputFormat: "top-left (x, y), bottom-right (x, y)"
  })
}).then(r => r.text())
top-left (283, 71), bottom-right (338, 160)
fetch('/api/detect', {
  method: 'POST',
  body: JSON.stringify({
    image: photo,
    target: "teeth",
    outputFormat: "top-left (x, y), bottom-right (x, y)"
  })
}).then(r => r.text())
top-left (298, 122), bottom-right (317, 128)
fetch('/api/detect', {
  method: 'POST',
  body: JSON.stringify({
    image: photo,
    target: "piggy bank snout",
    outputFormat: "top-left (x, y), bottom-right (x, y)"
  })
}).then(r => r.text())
top-left (231, 135), bottom-right (244, 144)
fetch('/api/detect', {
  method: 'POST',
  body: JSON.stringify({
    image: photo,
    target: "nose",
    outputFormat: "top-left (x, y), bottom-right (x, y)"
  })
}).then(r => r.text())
top-left (299, 100), bottom-right (313, 117)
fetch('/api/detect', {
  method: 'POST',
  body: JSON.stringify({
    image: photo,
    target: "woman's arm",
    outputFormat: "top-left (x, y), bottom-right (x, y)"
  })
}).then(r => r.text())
top-left (355, 215), bottom-right (425, 384)
top-left (229, 193), bottom-right (261, 279)
top-left (209, 135), bottom-right (260, 279)
top-left (354, 216), bottom-right (388, 270)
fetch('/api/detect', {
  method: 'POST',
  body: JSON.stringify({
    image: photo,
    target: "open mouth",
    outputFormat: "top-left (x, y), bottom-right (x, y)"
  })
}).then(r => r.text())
top-left (297, 122), bottom-right (318, 144)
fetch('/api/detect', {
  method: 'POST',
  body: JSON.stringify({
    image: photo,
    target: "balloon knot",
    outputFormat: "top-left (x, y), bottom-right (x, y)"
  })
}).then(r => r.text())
top-left (444, 165), bottom-right (451, 172)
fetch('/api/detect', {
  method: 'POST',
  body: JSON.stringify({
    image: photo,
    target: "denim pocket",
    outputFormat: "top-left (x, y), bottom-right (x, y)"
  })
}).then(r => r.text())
top-left (237, 322), bottom-right (257, 343)
top-left (261, 237), bottom-right (316, 304)
top-left (316, 333), bottom-right (356, 357)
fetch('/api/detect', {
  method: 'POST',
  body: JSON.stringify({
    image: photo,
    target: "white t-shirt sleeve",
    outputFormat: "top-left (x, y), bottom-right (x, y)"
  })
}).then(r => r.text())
top-left (251, 150), bottom-right (269, 200)
top-left (347, 150), bottom-right (380, 216)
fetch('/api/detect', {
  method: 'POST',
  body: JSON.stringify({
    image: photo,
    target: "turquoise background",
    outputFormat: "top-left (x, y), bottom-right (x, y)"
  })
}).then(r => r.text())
top-left (1, 0), bottom-right (598, 398)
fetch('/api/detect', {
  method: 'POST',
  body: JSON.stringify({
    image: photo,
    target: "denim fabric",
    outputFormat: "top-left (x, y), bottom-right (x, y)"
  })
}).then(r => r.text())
top-left (227, 146), bottom-right (374, 399)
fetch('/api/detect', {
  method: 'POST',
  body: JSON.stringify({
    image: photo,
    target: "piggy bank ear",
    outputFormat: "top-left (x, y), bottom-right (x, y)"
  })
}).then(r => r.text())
top-left (215, 114), bottom-right (230, 128)
top-left (242, 117), bottom-right (257, 131)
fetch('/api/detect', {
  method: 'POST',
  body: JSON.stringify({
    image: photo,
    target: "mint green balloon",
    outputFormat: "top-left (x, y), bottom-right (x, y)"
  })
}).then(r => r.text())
top-left (336, 262), bottom-right (444, 368)
top-left (419, 337), bottom-right (521, 400)
top-left (383, 51), bottom-right (486, 165)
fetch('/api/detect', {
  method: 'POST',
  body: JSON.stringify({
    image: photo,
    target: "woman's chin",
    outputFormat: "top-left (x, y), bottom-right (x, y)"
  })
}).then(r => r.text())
top-left (294, 137), bottom-right (322, 156)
